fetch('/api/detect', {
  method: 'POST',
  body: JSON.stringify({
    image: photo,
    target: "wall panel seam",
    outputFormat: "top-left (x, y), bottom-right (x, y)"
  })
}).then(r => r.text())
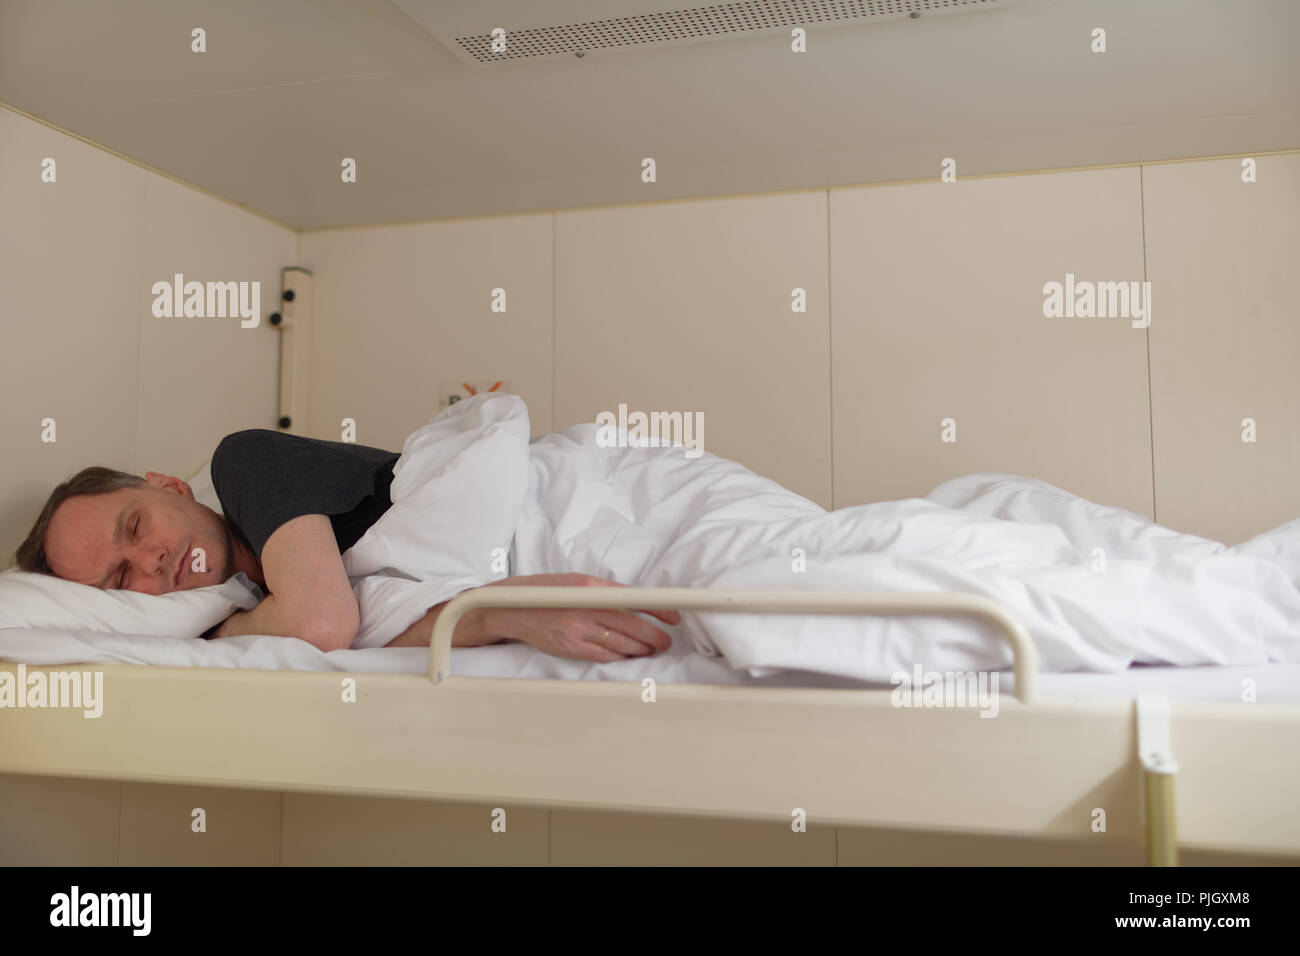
top-left (131, 175), bottom-right (150, 474)
top-left (826, 189), bottom-right (835, 510)
top-left (1139, 165), bottom-right (1158, 523)
top-left (552, 214), bottom-right (558, 434)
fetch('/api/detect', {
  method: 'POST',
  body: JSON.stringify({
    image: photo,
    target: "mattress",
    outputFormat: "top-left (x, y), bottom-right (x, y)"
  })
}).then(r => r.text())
top-left (3, 624), bottom-right (1298, 703)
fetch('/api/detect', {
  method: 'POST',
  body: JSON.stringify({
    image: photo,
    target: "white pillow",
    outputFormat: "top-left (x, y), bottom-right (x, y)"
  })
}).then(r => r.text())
top-left (0, 569), bottom-right (262, 636)
top-left (187, 458), bottom-right (223, 514)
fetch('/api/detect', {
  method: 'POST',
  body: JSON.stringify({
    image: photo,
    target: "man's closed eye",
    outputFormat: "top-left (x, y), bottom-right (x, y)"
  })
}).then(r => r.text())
top-left (115, 515), bottom-right (140, 589)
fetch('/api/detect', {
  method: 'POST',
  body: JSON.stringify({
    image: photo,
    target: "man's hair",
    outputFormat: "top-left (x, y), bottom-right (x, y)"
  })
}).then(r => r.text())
top-left (13, 467), bottom-right (147, 575)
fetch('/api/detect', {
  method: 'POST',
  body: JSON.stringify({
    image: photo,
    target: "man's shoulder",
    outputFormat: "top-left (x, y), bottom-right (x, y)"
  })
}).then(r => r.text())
top-left (212, 428), bottom-right (286, 463)
top-left (216, 427), bottom-right (281, 447)
top-left (212, 430), bottom-right (398, 475)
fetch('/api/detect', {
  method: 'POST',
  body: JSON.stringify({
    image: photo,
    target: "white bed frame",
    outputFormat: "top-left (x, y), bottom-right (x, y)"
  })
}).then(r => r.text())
top-left (5, 267), bottom-right (1297, 866)
top-left (2, 585), bottom-right (1298, 866)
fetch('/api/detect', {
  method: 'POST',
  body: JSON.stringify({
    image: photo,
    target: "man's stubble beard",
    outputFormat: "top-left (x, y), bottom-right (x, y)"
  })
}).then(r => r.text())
top-left (199, 506), bottom-right (238, 583)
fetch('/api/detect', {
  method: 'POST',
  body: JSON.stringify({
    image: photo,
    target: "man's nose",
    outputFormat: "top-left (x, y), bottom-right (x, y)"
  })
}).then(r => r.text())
top-left (132, 542), bottom-right (170, 589)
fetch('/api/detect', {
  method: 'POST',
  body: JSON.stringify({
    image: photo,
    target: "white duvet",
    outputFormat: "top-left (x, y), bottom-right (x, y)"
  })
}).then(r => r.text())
top-left (6, 392), bottom-right (1300, 679)
top-left (339, 392), bottom-right (1300, 680)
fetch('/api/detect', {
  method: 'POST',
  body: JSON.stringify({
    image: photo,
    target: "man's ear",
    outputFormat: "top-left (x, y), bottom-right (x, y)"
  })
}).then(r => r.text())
top-left (144, 472), bottom-right (194, 498)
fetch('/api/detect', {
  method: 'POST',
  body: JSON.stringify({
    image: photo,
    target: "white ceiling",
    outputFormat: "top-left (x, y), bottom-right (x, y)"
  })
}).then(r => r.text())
top-left (1, 0), bottom-right (1296, 230)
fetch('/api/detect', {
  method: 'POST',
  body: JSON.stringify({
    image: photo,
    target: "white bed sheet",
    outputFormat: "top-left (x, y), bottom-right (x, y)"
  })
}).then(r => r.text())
top-left (3, 625), bottom-right (1297, 703)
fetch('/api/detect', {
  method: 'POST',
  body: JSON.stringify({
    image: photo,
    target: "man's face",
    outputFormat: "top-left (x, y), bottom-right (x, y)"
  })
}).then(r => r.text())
top-left (44, 472), bottom-right (235, 594)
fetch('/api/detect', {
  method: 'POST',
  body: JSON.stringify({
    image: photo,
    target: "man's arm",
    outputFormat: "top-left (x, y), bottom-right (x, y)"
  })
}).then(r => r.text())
top-left (386, 601), bottom-right (496, 648)
top-left (209, 514), bottom-right (359, 651)
top-left (384, 573), bottom-right (680, 662)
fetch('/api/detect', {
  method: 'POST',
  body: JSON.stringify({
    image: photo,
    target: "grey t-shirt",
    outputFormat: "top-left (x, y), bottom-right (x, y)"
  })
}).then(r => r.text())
top-left (211, 429), bottom-right (399, 560)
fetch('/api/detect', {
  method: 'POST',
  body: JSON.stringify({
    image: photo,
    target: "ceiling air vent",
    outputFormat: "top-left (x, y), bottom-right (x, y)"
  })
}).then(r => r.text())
top-left (398, 0), bottom-right (1015, 67)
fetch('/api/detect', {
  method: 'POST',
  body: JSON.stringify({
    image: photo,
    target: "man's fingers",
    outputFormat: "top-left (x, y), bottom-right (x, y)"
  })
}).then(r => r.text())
top-left (581, 643), bottom-right (628, 663)
top-left (567, 576), bottom-right (682, 626)
top-left (635, 607), bottom-right (681, 626)
top-left (586, 626), bottom-right (651, 657)
top-left (562, 575), bottom-right (681, 628)
top-left (625, 611), bottom-right (677, 649)
top-left (598, 613), bottom-right (672, 654)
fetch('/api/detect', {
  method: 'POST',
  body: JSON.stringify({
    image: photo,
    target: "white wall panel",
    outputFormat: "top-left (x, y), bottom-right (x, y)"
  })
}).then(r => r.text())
top-left (0, 107), bottom-right (146, 561)
top-left (830, 169), bottom-right (1154, 517)
top-left (0, 107), bottom-right (291, 565)
top-left (298, 215), bottom-right (554, 451)
top-left (135, 173), bottom-right (295, 479)
top-left (555, 193), bottom-right (832, 507)
top-left (281, 793), bottom-right (547, 865)
top-left (0, 773), bottom-right (119, 865)
top-left (119, 781), bottom-right (281, 866)
top-left (1143, 154), bottom-right (1300, 544)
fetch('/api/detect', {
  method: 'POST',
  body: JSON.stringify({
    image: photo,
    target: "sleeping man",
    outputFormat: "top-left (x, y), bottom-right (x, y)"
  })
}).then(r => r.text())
top-left (12, 391), bottom-right (1300, 682)
top-left (13, 428), bottom-right (680, 662)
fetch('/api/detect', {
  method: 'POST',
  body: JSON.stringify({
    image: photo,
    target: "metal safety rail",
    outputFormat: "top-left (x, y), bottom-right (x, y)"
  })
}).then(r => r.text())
top-left (429, 587), bottom-right (1040, 705)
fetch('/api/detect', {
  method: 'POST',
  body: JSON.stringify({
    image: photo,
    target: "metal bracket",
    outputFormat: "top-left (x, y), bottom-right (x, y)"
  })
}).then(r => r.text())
top-left (1136, 692), bottom-right (1179, 866)
top-left (1137, 692), bottom-right (1179, 775)
top-left (275, 266), bottom-right (313, 434)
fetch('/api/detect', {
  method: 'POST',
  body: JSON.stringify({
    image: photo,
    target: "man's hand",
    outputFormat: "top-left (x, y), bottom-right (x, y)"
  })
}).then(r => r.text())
top-left (385, 573), bottom-right (681, 662)
top-left (480, 573), bottom-right (681, 662)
